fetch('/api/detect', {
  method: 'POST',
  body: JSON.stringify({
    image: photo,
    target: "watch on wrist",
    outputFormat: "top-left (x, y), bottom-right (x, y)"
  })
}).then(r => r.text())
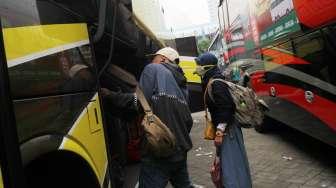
top-left (217, 123), bottom-right (227, 132)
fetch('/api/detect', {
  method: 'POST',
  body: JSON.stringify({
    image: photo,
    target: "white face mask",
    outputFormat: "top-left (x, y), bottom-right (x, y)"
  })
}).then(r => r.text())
top-left (194, 65), bottom-right (215, 77)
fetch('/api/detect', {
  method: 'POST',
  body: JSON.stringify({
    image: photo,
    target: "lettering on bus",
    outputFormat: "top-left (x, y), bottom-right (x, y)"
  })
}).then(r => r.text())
top-left (260, 11), bottom-right (300, 45)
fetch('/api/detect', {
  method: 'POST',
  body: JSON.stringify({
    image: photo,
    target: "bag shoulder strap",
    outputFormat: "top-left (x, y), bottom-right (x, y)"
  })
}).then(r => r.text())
top-left (203, 80), bottom-right (211, 120)
top-left (107, 64), bottom-right (138, 87)
top-left (204, 78), bottom-right (222, 120)
top-left (107, 64), bottom-right (153, 116)
top-left (206, 78), bottom-right (230, 102)
top-left (135, 86), bottom-right (153, 115)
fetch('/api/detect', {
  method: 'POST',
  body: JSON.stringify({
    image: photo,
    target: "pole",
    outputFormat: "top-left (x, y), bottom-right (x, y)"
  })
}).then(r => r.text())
top-left (225, 0), bottom-right (230, 27)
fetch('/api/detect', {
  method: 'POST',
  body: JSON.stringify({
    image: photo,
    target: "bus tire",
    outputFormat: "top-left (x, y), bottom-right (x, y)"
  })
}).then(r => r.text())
top-left (25, 150), bottom-right (100, 188)
top-left (254, 116), bottom-right (270, 133)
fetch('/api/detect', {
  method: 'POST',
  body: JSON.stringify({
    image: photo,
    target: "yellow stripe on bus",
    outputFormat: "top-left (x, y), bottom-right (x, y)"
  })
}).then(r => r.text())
top-left (2, 23), bottom-right (89, 63)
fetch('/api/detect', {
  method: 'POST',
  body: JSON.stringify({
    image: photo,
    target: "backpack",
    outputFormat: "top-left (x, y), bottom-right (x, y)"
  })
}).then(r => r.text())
top-left (207, 78), bottom-right (265, 128)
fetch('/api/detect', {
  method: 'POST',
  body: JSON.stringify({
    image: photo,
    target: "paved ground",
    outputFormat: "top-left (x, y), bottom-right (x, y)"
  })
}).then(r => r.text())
top-left (125, 111), bottom-right (336, 188)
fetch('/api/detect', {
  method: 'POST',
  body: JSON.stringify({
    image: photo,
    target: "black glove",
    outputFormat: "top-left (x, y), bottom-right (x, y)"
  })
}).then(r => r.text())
top-left (100, 88), bottom-right (138, 114)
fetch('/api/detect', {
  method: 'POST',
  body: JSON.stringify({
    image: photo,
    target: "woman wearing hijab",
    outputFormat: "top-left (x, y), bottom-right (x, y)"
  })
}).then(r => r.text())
top-left (194, 53), bottom-right (252, 188)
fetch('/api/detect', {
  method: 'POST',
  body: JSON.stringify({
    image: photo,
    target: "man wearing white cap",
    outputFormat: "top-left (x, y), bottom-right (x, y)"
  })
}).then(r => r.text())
top-left (150, 47), bottom-right (180, 64)
top-left (139, 47), bottom-right (194, 188)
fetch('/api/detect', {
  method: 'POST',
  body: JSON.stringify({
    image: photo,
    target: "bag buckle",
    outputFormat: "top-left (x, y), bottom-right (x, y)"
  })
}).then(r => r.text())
top-left (147, 115), bottom-right (154, 123)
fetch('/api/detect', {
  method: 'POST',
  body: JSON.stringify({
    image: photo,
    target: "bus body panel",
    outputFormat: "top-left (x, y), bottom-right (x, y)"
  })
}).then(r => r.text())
top-left (14, 93), bottom-right (107, 185)
top-left (179, 56), bottom-right (201, 84)
top-left (262, 95), bottom-right (336, 146)
top-left (293, 0), bottom-right (336, 28)
top-left (59, 94), bottom-right (107, 185)
top-left (179, 56), bottom-right (203, 112)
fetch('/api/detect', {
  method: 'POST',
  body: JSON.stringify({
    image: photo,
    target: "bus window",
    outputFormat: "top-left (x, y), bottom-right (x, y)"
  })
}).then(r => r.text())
top-left (322, 26), bottom-right (336, 85)
top-left (0, 0), bottom-right (82, 28)
top-left (293, 31), bottom-right (331, 84)
top-left (1, 0), bottom-right (97, 99)
top-left (7, 46), bottom-right (96, 99)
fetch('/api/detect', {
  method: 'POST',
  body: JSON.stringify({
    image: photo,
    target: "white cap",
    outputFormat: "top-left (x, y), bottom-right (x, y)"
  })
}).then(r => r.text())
top-left (155, 47), bottom-right (179, 63)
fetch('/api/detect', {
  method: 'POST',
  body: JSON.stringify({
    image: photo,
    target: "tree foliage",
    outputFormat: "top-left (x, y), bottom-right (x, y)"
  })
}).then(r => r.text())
top-left (197, 38), bottom-right (211, 54)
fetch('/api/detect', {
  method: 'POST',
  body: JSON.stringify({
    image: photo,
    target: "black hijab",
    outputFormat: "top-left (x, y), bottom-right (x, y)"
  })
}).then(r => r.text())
top-left (201, 66), bottom-right (225, 92)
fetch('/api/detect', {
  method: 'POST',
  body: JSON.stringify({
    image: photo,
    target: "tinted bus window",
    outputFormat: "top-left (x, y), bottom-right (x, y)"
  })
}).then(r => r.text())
top-left (322, 26), bottom-right (336, 85)
top-left (14, 93), bottom-right (94, 143)
top-left (0, 0), bottom-right (81, 28)
top-left (8, 46), bottom-right (96, 99)
top-left (293, 31), bottom-right (332, 84)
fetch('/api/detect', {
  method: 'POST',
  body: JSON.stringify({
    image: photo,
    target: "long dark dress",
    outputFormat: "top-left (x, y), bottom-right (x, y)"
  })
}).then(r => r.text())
top-left (203, 67), bottom-right (252, 188)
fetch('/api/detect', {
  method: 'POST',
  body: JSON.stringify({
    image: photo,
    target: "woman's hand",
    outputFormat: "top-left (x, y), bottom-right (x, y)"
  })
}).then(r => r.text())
top-left (214, 130), bottom-right (225, 147)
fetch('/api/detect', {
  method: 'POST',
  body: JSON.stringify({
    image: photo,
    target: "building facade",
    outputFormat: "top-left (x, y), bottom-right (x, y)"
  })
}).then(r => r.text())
top-left (132, 0), bottom-right (168, 38)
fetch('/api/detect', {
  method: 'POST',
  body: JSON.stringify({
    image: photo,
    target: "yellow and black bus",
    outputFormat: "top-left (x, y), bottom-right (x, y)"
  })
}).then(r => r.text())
top-left (0, 0), bottom-right (162, 187)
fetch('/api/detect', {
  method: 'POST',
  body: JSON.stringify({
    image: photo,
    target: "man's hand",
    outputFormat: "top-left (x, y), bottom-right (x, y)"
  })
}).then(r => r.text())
top-left (100, 88), bottom-right (111, 97)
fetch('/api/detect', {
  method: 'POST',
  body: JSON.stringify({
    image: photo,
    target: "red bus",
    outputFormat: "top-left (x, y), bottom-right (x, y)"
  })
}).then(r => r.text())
top-left (215, 0), bottom-right (336, 147)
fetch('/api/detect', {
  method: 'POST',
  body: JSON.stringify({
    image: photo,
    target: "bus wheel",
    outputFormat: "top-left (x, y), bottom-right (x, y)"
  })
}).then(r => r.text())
top-left (25, 151), bottom-right (100, 188)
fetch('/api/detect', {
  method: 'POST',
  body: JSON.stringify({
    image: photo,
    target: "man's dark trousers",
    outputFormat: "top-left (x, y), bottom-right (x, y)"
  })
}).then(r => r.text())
top-left (139, 157), bottom-right (193, 188)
